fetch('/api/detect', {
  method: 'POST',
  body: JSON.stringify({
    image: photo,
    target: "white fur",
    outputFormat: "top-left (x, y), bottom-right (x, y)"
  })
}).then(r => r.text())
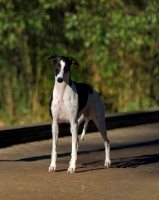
top-left (56, 60), bottom-right (65, 80)
top-left (49, 59), bottom-right (111, 173)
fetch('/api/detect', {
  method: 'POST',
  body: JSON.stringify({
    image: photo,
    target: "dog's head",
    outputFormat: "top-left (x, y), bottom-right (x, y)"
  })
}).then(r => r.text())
top-left (47, 54), bottom-right (79, 83)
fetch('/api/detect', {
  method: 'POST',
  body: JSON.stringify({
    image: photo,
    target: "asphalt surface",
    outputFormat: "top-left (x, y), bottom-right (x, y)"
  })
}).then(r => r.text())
top-left (0, 123), bottom-right (159, 200)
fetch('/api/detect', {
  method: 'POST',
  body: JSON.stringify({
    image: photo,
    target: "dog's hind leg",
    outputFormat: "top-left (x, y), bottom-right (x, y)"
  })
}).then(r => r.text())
top-left (81, 117), bottom-right (89, 141)
top-left (90, 101), bottom-right (111, 168)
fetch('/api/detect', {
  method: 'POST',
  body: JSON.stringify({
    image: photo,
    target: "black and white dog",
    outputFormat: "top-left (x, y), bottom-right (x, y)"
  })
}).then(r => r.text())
top-left (47, 54), bottom-right (111, 173)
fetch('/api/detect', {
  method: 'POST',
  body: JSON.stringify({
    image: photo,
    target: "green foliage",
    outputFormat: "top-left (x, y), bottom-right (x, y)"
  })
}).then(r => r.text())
top-left (64, 0), bottom-right (159, 112)
top-left (0, 0), bottom-right (159, 126)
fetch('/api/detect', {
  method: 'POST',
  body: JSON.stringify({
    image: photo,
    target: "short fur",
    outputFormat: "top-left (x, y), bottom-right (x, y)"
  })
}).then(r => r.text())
top-left (47, 54), bottom-right (111, 173)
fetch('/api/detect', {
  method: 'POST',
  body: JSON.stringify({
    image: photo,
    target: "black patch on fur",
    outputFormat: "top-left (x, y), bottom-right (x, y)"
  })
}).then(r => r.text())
top-left (54, 63), bottom-right (61, 76)
top-left (50, 56), bottom-right (79, 76)
top-left (69, 79), bottom-right (72, 86)
top-left (53, 57), bottom-right (71, 76)
top-left (73, 81), bottom-right (93, 114)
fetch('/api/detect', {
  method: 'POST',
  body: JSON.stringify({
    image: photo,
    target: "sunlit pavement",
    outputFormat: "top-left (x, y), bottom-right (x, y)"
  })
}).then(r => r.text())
top-left (0, 123), bottom-right (159, 200)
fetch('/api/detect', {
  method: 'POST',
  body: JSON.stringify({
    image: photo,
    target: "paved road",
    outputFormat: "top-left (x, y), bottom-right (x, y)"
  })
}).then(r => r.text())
top-left (0, 123), bottom-right (159, 200)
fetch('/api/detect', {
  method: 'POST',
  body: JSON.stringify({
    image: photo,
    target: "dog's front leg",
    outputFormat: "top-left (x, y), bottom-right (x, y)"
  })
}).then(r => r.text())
top-left (67, 121), bottom-right (78, 173)
top-left (49, 121), bottom-right (59, 172)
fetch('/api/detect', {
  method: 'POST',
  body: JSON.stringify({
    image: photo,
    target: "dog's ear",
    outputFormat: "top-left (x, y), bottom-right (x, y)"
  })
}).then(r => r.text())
top-left (69, 56), bottom-right (79, 66)
top-left (46, 54), bottom-right (58, 61)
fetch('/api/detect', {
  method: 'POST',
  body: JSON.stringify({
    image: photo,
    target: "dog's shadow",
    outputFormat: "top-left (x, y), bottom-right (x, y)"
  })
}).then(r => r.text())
top-left (1, 139), bottom-right (159, 172)
top-left (75, 153), bottom-right (159, 173)
top-left (111, 154), bottom-right (159, 168)
top-left (1, 152), bottom-right (159, 172)
top-left (17, 150), bottom-right (159, 172)
top-left (53, 153), bottom-right (159, 173)
top-left (17, 139), bottom-right (159, 168)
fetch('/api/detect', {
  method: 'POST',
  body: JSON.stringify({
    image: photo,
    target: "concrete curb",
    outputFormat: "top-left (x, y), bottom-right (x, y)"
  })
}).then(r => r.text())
top-left (0, 109), bottom-right (159, 148)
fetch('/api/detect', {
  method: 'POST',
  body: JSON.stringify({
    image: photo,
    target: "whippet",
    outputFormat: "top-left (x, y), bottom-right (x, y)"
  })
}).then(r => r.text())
top-left (47, 54), bottom-right (111, 173)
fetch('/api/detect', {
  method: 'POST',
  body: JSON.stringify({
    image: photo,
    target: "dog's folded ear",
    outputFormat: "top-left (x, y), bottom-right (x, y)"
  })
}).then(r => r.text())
top-left (46, 54), bottom-right (58, 61)
top-left (69, 56), bottom-right (79, 66)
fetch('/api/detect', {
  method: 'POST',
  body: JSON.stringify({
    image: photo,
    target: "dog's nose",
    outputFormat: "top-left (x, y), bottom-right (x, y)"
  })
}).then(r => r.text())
top-left (57, 77), bottom-right (63, 83)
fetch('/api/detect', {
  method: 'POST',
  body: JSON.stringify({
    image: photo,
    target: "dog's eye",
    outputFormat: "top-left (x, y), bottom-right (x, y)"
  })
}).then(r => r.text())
top-left (64, 66), bottom-right (69, 73)
top-left (55, 64), bottom-right (60, 71)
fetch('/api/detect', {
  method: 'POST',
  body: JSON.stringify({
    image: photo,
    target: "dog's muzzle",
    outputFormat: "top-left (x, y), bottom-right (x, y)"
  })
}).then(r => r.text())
top-left (57, 77), bottom-right (63, 83)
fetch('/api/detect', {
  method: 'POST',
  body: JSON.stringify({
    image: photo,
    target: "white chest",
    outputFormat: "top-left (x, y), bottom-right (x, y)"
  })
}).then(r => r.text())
top-left (51, 83), bottom-right (78, 123)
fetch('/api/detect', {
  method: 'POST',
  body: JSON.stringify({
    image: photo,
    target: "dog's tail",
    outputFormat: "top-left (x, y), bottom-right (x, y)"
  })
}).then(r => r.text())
top-left (81, 117), bottom-right (89, 141)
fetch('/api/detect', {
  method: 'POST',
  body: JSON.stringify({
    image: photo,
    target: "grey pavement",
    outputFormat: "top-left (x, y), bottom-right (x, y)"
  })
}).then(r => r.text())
top-left (0, 123), bottom-right (159, 200)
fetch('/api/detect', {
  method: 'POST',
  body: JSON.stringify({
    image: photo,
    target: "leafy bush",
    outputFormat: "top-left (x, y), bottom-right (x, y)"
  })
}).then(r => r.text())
top-left (0, 0), bottom-right (159, 126)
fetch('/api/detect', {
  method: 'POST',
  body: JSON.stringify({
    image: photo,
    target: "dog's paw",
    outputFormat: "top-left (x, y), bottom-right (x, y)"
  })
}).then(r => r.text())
top-left (81, 135), bottom-right (84, 141)
top-left (67, 167), bottom-right (75, 173)
top-left (104, 160), bottom-right (111, 168)
top-left (48, 166), bottom-right (56, 172)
